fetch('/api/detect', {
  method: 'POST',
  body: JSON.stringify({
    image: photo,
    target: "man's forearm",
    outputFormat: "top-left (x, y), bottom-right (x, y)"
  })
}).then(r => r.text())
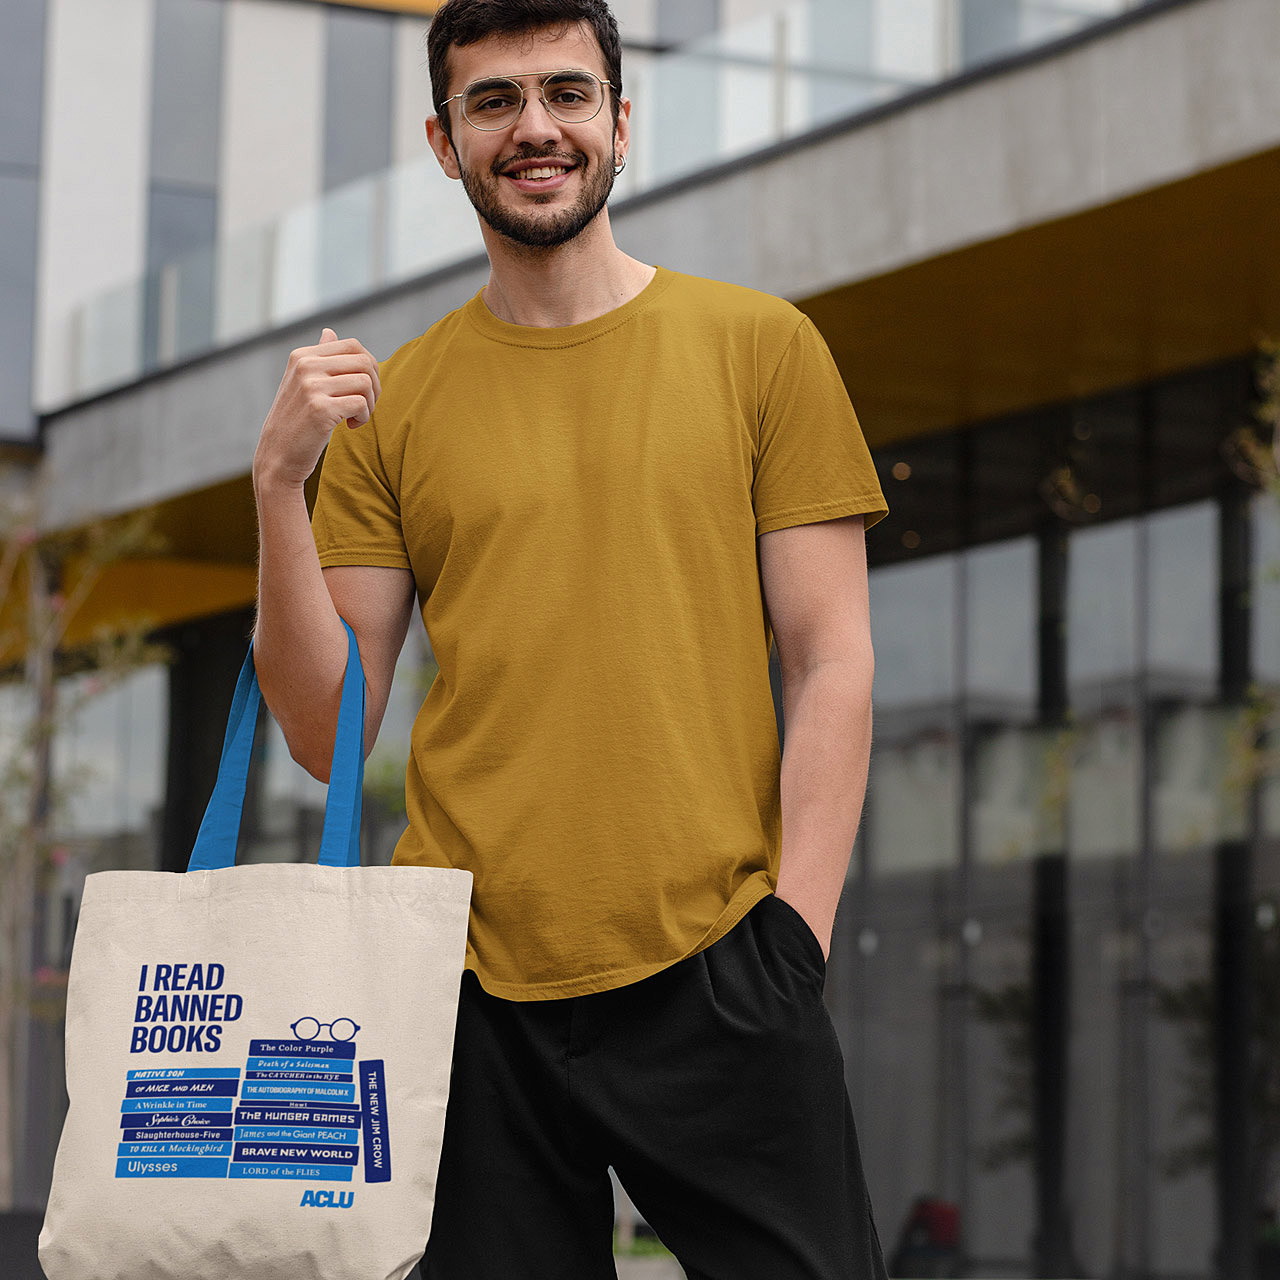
top-left (250, 328), bottom-right (382, 781)
top-left (252, 468), bottom-right (348, 781)
top-left (772, 657), bottom-right (874, 959)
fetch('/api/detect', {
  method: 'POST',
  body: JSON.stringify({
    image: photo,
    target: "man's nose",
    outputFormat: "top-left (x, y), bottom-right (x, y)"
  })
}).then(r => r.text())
top-left (510, 90), bottom-right (564, 147)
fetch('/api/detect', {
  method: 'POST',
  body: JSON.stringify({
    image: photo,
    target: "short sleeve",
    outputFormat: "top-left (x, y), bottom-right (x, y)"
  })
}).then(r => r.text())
top-left (310, 410), bottom-right (412, 571)
top-left (752, 316), bottom-right (887, 536)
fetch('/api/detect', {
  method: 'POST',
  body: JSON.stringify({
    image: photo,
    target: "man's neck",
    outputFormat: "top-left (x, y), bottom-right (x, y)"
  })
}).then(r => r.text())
top-left (480, 212), bottom-right (656, 328)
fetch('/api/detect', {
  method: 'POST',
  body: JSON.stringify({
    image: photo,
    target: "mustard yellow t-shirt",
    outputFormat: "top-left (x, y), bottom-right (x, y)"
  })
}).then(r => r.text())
top-left (311, 267), bottom-right (886, 999)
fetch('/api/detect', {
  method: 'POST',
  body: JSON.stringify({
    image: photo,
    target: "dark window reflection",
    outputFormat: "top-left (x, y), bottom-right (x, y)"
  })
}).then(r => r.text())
top-left (966, 538), bottom-right (1035, 716)
top-left (870, 431), bottom-right (962, 567)
top-left (1068, 519), bottom-right (1139, 703)
top-left (856, 357), bottom-right (1248, 1271)
top-left (1147, 502), bottom-right (1216, 698)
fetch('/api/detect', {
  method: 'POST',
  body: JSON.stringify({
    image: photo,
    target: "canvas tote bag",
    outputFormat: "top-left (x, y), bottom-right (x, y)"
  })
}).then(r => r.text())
top-left (39, 620), bottom-right (472, 1280)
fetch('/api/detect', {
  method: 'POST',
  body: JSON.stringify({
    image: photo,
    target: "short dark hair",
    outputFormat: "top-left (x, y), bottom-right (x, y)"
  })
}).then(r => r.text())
top-left (427, 0), bottom-right (623, 140)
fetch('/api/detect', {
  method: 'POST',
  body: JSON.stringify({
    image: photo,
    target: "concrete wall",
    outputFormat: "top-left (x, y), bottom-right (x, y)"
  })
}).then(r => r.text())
top-left (40, 0), bottom-right (1280, 532)
top-left (617, 0), bottom-right (1279, 300)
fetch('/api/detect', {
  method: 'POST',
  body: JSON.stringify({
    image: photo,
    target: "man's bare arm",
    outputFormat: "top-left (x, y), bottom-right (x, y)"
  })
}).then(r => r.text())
top-left (757, 515), bottom-right (874, 959)
top-left (252, 327), bottom-right (415, 782)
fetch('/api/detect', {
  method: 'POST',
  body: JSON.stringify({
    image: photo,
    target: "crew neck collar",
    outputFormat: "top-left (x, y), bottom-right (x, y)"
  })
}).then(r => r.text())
top-left (465, 266), bottom-right (673, 349)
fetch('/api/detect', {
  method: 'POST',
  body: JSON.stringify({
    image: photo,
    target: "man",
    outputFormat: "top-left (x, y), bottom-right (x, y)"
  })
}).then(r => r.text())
top-left (252, 0), bottom-right (889, 1275)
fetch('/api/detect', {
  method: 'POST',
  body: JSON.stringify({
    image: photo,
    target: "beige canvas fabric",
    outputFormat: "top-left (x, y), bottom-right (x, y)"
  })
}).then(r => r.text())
top-left (39, 861), bottom-right (471, 1280)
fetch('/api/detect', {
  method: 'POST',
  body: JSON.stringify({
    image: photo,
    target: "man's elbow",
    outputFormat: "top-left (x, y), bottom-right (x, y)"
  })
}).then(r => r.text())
top-left (780, 635), bottom-right (874, 698)
top-left (281, 702), bottom-right (386, 784)
top-left (281, 721), bottom-right (336, 785)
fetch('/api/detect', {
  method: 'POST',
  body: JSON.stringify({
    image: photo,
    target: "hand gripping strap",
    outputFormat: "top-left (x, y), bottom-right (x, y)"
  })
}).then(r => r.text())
top-left (186, 620), bottom-right (366, 872)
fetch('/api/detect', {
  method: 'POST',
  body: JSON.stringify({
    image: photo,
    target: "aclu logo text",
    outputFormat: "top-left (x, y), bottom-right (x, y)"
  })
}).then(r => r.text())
top-left (300, 1189), bottom-right (354, 1209)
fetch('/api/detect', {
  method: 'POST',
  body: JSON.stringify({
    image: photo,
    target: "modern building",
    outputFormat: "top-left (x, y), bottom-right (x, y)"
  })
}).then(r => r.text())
top-left (3, 0), bottom-right (1278, 1275)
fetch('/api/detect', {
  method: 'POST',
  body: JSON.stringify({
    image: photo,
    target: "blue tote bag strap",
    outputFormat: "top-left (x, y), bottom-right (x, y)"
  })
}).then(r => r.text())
top-left (187, 620), bottom-right (366, 872)
top-left (316, 620), bottom-right (366, 869)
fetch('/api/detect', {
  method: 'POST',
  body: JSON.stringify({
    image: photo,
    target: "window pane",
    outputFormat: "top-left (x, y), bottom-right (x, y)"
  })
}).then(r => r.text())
top-left (1153, 705), bottom-right (1240, 853)
top-left (657, 0), bottom-right (718, 43)
top-left (1252, 495), bottom-right (1280, 838)
top-left (143, 188), bottom-right (217, 366)
top-left (323, 9), bottom-right (394, 191)
top-left (960, 0), bottom-right (1020, 65)
top-left (1146, 501), bottom-right (1216, 696)
top-left (1252, 493), bottom-right (1280, 686)
top-left (146, 185), bottom-right (218, 268)
top-left (0, 0), bottom-right (47, 169)
top-left (1067, 519), bottom-right (1139, 696)
top-left (870, 432), bottom-right (962, 567)
top-left (965, 537), bottom-right (1035, 710)
top-left (1069, 710), bottom-right (1140, 859)
top-left (649, 48), bottom-right (720, 184)
top-left (55, 667), bottom-right (167, 856)
top-left (149, 0), bottom-right (224, 188)
top-left (970, 409), bottom-right (1054, 546)
top-left (972, 724), bottom-right (1055, 864)
top-left (867, 734), bottom-right (960, 874)
top-left (872, 556), bottom-right (957, 711)
top-left (1067, 390), bottom-right (1142, 526)
top-left (0, 171), bottom-right (39, 437)
top-left (1150, 363), bottom-right (1245, 509)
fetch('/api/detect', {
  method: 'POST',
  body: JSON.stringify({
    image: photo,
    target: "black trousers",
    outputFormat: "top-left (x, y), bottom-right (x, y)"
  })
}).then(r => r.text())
top-left (420, 892), bottom-right (888, 1280)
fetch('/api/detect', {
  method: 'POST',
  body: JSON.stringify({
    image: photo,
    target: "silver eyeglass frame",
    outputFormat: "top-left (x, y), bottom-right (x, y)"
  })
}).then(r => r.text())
top-left (441, 68), bottom-right (617, 131)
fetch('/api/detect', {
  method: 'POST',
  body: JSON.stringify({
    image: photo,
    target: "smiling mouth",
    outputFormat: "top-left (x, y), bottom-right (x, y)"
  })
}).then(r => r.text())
top-left (498, 154), bottom-right (580, 185)
top-left (514, 166), bottom-right (571, 181)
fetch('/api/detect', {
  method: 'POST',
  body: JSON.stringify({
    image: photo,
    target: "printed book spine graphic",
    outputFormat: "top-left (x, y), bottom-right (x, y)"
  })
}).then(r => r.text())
top-left (114, 969), bottom-right (389, 1187)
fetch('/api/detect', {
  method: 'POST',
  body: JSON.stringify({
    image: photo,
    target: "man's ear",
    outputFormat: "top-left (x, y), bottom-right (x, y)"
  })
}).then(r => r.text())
top-left (425, 115), bottom-right (462, 180)
top-left (613, 96), bottom-right (632, 165)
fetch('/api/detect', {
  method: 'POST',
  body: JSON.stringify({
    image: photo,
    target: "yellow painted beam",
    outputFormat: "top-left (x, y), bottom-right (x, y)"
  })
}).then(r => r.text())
top-left (0, 554), bottom-right (257, 668)
top-left (800, 146), bottom-right (1280, 450)
top-left (311, 0), bottom-right (439, 14)
top-left (1, 473), bottom-right (325, 666)
top-left (57, 558), bottom-right (258, 652)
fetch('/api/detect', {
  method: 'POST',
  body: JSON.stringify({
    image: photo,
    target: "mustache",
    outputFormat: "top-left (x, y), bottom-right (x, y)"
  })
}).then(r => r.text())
top-left (493, 146), bottom-right (584, 177)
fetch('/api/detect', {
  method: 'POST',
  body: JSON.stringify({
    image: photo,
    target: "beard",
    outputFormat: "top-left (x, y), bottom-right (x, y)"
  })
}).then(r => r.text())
top-left (459, 144), bottom-right (616, 251)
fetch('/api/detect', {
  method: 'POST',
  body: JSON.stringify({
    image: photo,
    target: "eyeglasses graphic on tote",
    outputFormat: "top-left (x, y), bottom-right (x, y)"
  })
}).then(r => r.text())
top-left (291, 1017), bottom-right (361, 1043)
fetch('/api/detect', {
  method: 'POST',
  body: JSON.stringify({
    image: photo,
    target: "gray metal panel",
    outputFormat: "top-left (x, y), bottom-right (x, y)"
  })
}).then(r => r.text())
top-left (148, 0), bottom-right (225, 189)
top-left (656, 0), bottom-right (719, 45)
top-left (146, 183), bottom-right (217, 267)
top-left (961, 0), bottom-right (1022, 66)
top-left (0, 170), bottom-right (39, 438)
top-left (0, 0), bottom-right (47, 170)
top-left (323, 7), bottom-right (394, 192)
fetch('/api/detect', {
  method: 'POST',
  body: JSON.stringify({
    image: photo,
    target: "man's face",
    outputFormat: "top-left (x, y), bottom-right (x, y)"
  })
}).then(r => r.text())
top-left (427, 24), bottom-right (629, 251)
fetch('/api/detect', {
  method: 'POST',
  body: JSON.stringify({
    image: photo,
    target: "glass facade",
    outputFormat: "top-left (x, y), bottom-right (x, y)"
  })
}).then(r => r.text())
top-left (62, 0), bottom-right (1165, 402)
top-left (851, 353), bottom-right (1261, 1274)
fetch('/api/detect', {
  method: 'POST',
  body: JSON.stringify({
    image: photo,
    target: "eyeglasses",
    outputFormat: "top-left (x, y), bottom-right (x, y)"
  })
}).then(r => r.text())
top-left (443, 69), bottom-right (615, 131)
top-left (291, 1017), bottom-right (360, 1042)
